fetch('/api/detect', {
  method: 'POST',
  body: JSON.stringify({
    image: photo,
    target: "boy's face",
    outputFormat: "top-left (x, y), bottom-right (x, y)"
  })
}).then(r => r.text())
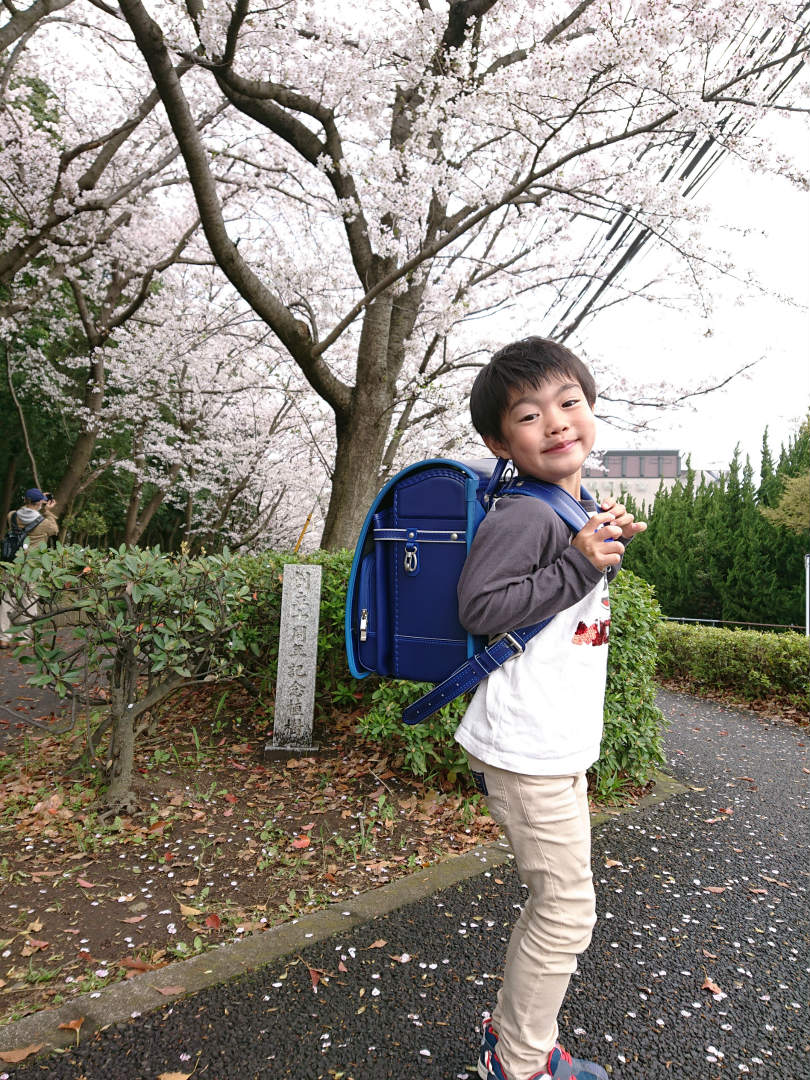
top-left (482, 374), bottom-right (596, 493)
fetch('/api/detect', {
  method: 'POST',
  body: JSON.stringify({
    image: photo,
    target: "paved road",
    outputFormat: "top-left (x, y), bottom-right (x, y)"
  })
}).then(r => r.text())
top-left (8, 690), bottom-right (809, 1079)
top-left (0, 645), bottom-right (68, 746)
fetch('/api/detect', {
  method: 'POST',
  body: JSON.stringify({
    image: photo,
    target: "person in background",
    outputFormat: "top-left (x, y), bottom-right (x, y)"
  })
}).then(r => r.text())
top-left (0, 487), bottom-right (59, 647)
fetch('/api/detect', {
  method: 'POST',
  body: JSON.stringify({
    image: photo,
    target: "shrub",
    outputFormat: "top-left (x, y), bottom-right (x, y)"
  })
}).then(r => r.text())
top-left (1, 542), bottom-right (252, 813)
top-left (656, 622), bottom-right (808, 710)
top-left (596, 570), bottom-right (666, 799)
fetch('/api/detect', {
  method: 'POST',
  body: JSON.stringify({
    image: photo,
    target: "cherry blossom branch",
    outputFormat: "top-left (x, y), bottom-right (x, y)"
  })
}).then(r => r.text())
top-left (117, 0), bottom-right (352, 417)
top-left (0, 0), bottom-right (72, 53)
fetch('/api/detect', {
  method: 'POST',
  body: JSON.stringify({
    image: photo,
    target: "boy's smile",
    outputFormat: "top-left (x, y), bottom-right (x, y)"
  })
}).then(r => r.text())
top-left (483, 376), bottom-right (596, 497)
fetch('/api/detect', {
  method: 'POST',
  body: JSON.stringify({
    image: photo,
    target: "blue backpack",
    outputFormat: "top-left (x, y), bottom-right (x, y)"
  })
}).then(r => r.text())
top-left (344, 458), bottom-right (593, 725)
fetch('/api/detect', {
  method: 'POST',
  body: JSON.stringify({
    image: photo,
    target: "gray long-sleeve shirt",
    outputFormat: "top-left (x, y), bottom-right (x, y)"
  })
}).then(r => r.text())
top-left (457, 492), bottom-right (622, 637)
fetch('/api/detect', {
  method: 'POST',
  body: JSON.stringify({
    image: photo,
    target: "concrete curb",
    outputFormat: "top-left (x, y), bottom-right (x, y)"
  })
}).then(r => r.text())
top-left (0, 770), bottom-right (689, 1067)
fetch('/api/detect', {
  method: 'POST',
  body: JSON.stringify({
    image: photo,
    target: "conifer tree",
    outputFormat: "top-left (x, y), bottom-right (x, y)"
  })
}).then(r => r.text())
top-left (757, 428), bottom-right (781, 507)
top-left (623, 430), bottom-right (806, 627)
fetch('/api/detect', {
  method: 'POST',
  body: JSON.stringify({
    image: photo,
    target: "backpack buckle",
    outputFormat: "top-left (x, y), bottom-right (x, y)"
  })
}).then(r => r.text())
top-left (488, 632), bottom-right (524, 659)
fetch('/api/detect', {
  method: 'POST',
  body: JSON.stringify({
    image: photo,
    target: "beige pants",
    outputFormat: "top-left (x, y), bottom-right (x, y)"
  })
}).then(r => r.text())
top-left (0, 588), bottom-right (36, 642)
top-left (467, 755), bottom-right (596, 1080)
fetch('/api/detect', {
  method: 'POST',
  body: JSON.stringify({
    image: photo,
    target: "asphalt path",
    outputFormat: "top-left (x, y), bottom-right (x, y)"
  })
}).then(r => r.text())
top-left (7, 690), bottom-right (809, 1079)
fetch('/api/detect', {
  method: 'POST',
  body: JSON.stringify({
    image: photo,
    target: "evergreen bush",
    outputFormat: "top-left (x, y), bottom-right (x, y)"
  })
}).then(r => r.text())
top-left (656, 622), bottom-right (808, 711)
top-left (597, 570), bottom-right (666, 799)
top-left (621, 421), bottom-right (809, 627)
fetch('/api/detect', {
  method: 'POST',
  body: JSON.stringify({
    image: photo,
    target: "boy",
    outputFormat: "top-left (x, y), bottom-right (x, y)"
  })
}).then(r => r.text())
top-left (455, 338), bottom-right (646, 1080)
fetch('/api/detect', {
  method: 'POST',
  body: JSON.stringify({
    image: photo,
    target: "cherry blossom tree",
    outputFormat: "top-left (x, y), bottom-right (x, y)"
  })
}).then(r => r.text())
top-left (105, 0), bottom-right (810, 548)
top-left (0, 4), bottom-right (214, 518)
top-left (4, 0), bottom-right (808, 550)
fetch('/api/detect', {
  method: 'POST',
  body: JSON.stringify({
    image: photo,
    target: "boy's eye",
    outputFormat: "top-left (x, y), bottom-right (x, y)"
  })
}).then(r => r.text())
top-left (561, 398), bottom-right (579, 408)
top-left (518, 412), bottom-right (538, 423)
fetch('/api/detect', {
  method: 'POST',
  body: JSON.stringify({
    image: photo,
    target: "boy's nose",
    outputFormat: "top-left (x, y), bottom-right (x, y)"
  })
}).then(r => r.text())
top-left (546, 412), bottom-right (569, 434)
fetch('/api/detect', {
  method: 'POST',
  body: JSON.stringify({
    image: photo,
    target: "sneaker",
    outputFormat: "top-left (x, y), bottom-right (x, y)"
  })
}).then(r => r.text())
top-left (478, 1019), bottom-right (608, 1080)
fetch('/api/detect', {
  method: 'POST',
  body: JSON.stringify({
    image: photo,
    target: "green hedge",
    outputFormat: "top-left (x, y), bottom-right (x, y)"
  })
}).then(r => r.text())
top-left (597, 570), bottom-right (665, 799)
top-left (656, 622), bottom-right (809, 710)
top-left (238, 554), bottom-right (665, 800)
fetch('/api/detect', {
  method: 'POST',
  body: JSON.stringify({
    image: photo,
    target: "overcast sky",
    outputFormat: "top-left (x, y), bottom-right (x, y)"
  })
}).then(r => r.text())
top-left (577, 116), bottom-right (809, 477)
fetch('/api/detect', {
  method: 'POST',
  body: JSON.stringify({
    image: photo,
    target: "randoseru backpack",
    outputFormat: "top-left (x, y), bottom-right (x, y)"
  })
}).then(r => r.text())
top-left (344, 458), bottom-right (594, 725)
top-left (1, 512), bottom-right (43, 563)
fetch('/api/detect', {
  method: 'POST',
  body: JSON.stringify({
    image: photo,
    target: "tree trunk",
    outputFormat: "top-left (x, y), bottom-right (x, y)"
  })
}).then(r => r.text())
top-left (320, 413), bottom-right (391, 551)
top-left (104, 645), bottom-right (139, 815)
top-left (1, 455), bottom-right (16, 530)
top-left (320, 293), bottom-right (398, 551)
top-left (54, 354), bottom-right (105, 516)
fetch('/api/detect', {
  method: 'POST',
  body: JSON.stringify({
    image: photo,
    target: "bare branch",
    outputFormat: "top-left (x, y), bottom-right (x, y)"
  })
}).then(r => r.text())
top-left (0, 0), bottom-right (72, 53)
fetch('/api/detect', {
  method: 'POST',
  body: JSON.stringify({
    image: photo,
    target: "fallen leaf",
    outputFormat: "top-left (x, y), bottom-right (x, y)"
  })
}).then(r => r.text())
top-left (118, 957), bottom-right (157, 973)
top-left (179, 903), bottom-right (203, 917)
top-left (58, 1019), bottom-right (84, 1033)
top-left (223, 792), bottom-right (238, 804)
top-left (154, 985), bottom-right (185, 996)
top-left (604, 859), bottom-right (622, 868)
top-left (58, 1017), bottom-right (84, 1045)
top-left (157, 1072), bottom-right (192, 1080)
top-left (0, 1044), bottom-right (43, 1063)
top-left (291, 835), bottom-right (311, 850)
top-left (704, 886), bottom-right (726, 894)
top-left (702, 976), bottom-right (722, 995)
top-left (309, 967), bottom-right (320, 990)
top-left (702, 950), bottom-right (718, 959)
top-left (338, 961), bottom-right (348, 973)
top-left (121, 916), bottom-right (147, 924)
top-left (366, 939), bottom-right (387, 949)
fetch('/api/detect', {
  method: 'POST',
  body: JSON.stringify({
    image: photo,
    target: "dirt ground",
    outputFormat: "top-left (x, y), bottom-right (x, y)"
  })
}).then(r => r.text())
top-left (0, 682), bottom-right (502, 1027)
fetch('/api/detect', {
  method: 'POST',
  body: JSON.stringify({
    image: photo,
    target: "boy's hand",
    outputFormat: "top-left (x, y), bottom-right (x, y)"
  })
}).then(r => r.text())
top-left (572, 512), bottom-right (626, 569)
top-left (599, 497), bottom-right (647, 540)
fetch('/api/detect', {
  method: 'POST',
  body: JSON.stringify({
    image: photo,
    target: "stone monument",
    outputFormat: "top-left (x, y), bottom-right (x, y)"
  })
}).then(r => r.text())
top-left (267, 563), bottom-right (322, 755)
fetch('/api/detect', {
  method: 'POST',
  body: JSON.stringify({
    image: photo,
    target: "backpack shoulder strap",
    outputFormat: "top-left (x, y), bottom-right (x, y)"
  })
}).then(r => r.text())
top-left (20, 513), bottom-right (44, 538)
top-left (499, 477), bottom-right (593, 532)
top-left (401, 480), bottom-right (593, 725)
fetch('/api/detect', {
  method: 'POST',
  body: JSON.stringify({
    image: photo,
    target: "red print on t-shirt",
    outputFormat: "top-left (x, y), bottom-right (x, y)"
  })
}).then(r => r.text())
top-left (572, 618), bottom-right (611, 646)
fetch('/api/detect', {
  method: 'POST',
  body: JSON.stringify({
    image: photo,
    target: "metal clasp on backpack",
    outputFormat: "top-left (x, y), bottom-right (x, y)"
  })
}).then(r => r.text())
top-left (486, 632), bottom-right (524, 661)
top-left (403, 530), bottom-right (419, 575)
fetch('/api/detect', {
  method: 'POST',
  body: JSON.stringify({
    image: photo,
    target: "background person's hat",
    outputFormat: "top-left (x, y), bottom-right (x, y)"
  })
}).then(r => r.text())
top-left (25, 488), bottom-right (46, 503)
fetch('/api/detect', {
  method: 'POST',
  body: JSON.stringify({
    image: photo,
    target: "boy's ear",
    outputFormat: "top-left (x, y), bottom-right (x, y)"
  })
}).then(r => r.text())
top-left (482, 434), bottom-right (509, 460)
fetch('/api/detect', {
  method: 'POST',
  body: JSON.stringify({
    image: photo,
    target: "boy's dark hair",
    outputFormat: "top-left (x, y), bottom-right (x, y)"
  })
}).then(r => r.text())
top-left (470, 336), bottom-right (596, 441)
